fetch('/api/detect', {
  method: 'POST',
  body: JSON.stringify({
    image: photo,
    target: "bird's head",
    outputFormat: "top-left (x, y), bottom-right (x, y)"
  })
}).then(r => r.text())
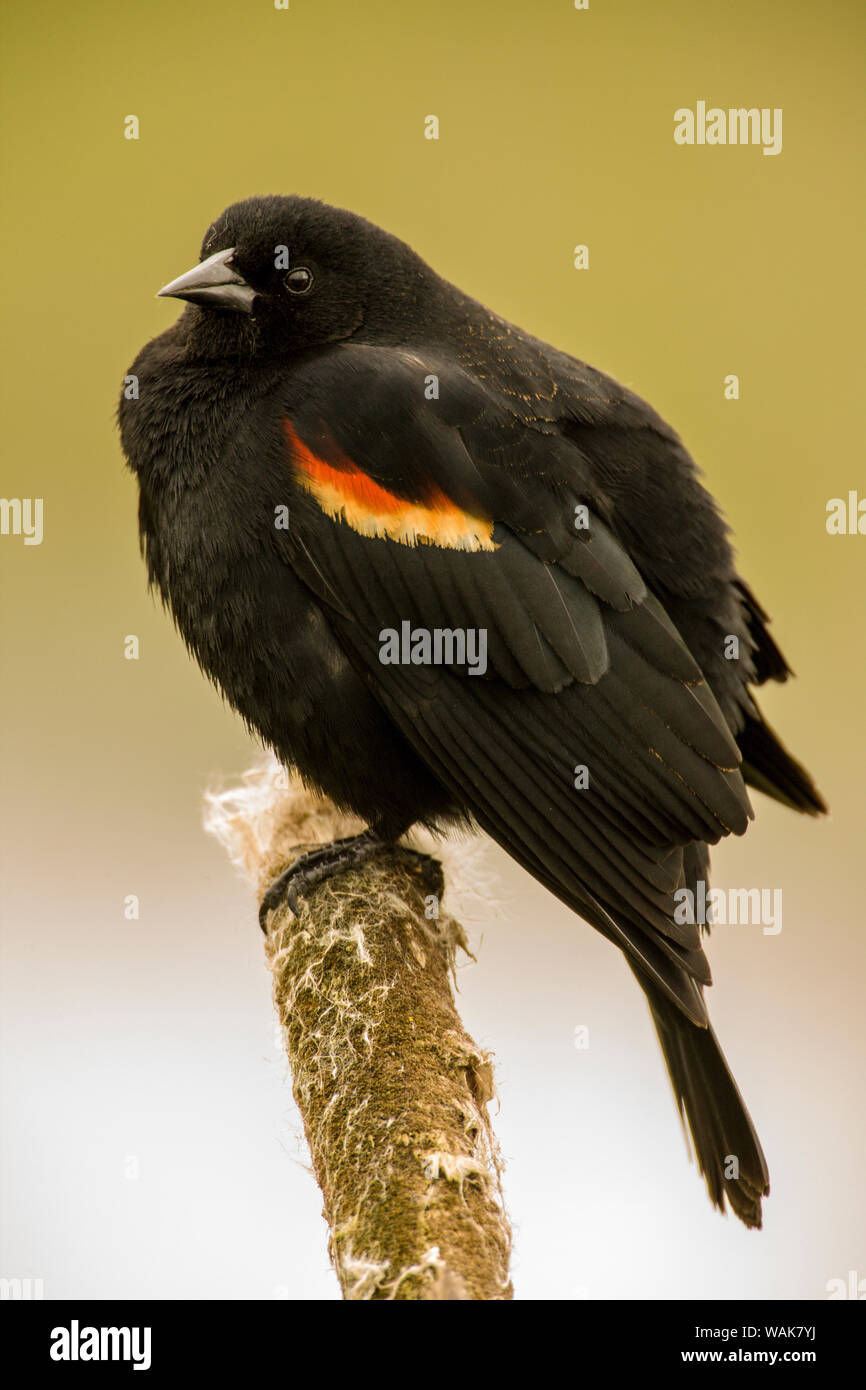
top-left (157, 194), bottom-right (442, 358)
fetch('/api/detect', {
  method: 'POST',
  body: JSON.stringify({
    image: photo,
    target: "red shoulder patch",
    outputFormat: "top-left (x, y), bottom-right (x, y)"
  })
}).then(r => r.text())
top-left (283, 419), bottom-right (496, 551)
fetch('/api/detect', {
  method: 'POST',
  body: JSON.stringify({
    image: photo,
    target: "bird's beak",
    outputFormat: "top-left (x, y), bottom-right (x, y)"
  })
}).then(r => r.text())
top-left (157, 247), bottom-right (255, 313)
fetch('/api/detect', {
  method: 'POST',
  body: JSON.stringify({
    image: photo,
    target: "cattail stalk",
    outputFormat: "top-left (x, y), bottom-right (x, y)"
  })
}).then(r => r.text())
top-left (205, 769), bottom-right (513, 1301)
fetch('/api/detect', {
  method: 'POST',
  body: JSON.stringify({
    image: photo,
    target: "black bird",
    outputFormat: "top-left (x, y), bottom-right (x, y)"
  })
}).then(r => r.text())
top-left (120, 195), bottom-right (826, 1229)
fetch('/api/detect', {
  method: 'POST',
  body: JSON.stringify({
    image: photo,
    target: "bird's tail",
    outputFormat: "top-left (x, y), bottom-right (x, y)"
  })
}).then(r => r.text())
top-left (633, 968), bottom-right (770, 1228)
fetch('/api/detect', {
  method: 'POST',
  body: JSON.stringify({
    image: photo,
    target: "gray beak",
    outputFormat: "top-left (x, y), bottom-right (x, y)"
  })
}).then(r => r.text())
top-left (157, 247), bottom-right (255, 313)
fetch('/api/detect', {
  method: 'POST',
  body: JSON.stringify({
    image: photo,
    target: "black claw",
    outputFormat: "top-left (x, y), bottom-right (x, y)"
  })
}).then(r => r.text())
top-left (257, 831), bottom-right (443, 933)
top-left (258, 829), bottom-right (380, 932)
top-left (258, 867), bottom-right (292, 932)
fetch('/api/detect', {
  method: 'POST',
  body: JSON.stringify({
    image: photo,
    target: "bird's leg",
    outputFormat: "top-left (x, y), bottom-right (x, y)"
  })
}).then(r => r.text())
top-left (259, 825), bottom-right (444, 932)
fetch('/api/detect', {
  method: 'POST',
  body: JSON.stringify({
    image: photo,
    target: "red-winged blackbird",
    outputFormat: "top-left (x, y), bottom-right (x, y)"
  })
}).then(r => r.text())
top-left (120, 195), bottom-right (826, 1229)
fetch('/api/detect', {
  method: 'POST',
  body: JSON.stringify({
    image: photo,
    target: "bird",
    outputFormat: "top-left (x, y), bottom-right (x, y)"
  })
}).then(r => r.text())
top-left (119, 194), bottom-right (826, 1229)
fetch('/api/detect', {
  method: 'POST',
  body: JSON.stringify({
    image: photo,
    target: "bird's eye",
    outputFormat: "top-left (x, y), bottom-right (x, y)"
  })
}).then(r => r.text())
top-left (284, 267), bottom-right (314, 295)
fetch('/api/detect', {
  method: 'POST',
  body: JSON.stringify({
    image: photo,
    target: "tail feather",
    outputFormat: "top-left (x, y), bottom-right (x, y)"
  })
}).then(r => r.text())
top-left (732, 579), bottom-right (827, 816)
top-left (739, 709), bottom-right (827, 817)
top-left (734, 578), bottom-right (792, 685)
top-left (635, 969), bottom-right (770, 1228)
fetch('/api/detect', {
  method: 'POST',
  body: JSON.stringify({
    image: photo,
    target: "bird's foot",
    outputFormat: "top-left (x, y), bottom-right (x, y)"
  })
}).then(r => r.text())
top-left (259, 828), bottom-right (444, 932)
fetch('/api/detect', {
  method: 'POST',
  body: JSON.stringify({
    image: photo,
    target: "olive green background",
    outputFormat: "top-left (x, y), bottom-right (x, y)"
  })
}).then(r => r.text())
top-left (1, 0), bottom-right (863, 1300)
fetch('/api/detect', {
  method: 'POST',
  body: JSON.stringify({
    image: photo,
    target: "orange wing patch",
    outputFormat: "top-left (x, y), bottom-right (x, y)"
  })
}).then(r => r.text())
top-left (283, 420), bottom-right (496, 552)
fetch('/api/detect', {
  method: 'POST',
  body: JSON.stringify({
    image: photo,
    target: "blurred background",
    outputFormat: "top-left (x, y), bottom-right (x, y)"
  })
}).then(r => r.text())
top-left (1, 0), bottom-right (863, 1300)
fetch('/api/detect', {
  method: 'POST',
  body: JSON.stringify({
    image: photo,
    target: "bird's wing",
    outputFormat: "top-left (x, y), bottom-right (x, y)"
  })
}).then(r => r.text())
top-left (269, 344), bottom-right (754, 1023)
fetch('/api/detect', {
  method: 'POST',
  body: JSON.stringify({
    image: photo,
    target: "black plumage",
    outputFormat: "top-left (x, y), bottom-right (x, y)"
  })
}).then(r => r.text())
top-left (119, 195), bottom-right (826, 1228)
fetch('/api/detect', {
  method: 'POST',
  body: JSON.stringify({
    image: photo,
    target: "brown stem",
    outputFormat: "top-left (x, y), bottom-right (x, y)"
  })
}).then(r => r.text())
top-left (206, 772), bottom-right (513, 1301)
